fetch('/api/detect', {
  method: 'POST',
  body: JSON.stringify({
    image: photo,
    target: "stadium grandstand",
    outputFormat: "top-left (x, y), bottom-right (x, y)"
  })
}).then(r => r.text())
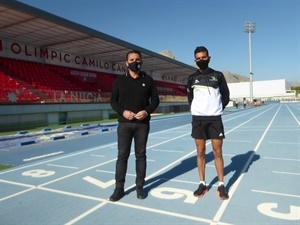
top-left (0, 0), bottom-right (197, 131)
top-left (0, 1), bottom-right (297, 132)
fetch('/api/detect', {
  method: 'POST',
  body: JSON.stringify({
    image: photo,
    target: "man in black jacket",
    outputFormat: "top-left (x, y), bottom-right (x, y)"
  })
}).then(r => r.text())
top-left (187, 46), bottom-right (230, 200)
top-left (109, 50), bottom-right (160, 201)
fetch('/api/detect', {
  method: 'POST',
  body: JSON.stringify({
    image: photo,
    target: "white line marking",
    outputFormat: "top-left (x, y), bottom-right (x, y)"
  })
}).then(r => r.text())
top-left (210, 104), bottom-right (281, 225)
top-left (147, 159), bottom-right (156, 162)
top-left (0, 179), bottom-right (35, 188)
top-left (0, 106), bottom-right (285, 224)
top-left (151, 149), bottom-right (184, 153)
top-left (83, 176), bottom-right (115, 189)
top-left (252, 189), bottom-right (300, 198)
top-left (0, 187), bottom-right (36, 202)
top-left (206, 164), bottom-right (215, 168)
top-left (285, 104), bottom-right (300, 125)
top-left (38, 185), bottom-right (233, 225)
top-left (0, 144), bottom-right (117, 174)
top-left (225, 139), bottom-right (252, 143)
top-left (65, 202), bottom-right (107, 225)
top-left (269, 141), bottom-right (300, 145)
top-left (95, 170), bottom-right (114, 174)
top-left (23, 151), bottom-right (64, 161)
top-left (90, 154), bottom-right (105, 157)
top-left (273, 171), bottom-right (300, 176)
top-left (111, 201), bottom-right (234, 225)
top-left (0, 130), bottom-right (192, 203)
top-left (257, 203), bottom-right (300, 220)
top-left (263, 156), bottom-right (300, 162)
top-left (47, 164), bottom-right (79, 169)
top-left (0, 179), bottom-right (36, 202)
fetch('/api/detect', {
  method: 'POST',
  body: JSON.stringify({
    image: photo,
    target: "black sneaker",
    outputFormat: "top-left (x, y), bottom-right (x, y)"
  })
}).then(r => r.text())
top-left (193, 183), bottom-right (208, 198)
top-left (217, 185), bottom-right (229, 200)
top-left (136, 186), bottom-right (146, 199)
top-left (109, 188), bottom-right (124, 202)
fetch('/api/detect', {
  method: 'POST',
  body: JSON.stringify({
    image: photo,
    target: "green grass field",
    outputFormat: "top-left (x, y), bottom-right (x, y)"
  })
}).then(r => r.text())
top-left (0, 164), bottom-right (14, 171)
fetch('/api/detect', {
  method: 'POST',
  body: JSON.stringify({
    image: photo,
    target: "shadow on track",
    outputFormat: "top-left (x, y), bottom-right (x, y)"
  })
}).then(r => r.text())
top-left (126, 151), bottom-right (260, 196)
top-left (208, 150), bottom-right (260, 191)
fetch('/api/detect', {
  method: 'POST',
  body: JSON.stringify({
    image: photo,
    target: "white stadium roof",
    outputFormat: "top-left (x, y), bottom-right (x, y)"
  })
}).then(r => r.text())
top-left (0, 0), bottom-right (197, 80)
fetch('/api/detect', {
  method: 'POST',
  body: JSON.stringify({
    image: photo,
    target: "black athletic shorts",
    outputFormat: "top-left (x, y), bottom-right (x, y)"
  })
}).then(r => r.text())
top-left (191, 118), bottom-right (225, 140)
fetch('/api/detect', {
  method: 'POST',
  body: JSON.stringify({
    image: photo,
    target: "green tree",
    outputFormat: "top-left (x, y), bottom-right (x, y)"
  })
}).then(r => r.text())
top-left (291, 86), bottom-right (300, 94)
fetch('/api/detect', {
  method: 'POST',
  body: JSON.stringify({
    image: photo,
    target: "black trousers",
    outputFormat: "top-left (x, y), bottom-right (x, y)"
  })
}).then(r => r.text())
top-left (115, 122), bottom-right (150, 188)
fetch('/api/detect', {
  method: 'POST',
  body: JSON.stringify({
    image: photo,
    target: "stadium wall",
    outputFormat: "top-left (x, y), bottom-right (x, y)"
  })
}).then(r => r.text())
top-left (0, 102), bottom-right (190, 132)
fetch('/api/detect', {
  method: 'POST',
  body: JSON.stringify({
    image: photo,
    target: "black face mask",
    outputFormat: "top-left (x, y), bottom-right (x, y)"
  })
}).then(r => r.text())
top-left (128, 61), bottom-right (142, 72)
top-left (196, 59), bottom-right (210, 70)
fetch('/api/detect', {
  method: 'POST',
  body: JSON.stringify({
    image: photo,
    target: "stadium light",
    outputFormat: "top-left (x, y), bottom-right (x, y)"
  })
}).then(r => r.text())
top-left (244, 21), bottom-right (256, 103)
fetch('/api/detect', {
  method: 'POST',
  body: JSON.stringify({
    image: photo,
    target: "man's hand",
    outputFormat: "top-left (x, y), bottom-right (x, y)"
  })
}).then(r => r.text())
top-left (123, 110), bottom-right (136, 120)
top-left (134, 110), bottom-right (148, 120)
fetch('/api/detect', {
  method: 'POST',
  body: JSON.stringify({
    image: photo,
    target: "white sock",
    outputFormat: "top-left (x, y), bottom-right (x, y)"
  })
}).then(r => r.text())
top-left (200, 181), bottom-right (206, 186)
top-left (218, 181), bottom-right (224, 186)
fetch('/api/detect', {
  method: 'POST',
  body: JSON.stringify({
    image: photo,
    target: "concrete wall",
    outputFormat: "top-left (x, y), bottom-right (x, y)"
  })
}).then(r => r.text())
top-left (0, 102), bottom-right (190, 132)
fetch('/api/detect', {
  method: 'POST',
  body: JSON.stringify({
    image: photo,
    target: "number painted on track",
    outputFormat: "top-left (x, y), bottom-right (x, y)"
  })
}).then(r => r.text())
top-left (257, 203), bottom-right (300, 220)
top-left (151, 187), bottom-right (197, 204)
top-left (22, 169), bottom-right (55, 178)
top-left (83, 176), bottom-right (115, 189)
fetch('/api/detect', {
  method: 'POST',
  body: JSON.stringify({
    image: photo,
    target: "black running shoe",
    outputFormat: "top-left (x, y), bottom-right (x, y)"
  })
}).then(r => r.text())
top-left (109, 188), bottom-right (124, 202)
top-left (136, 186), bottom-right (147, 199)
top-left (193, 183), bottom-right (208, 198)
top-left (217, 185), bottom-right (229, 200)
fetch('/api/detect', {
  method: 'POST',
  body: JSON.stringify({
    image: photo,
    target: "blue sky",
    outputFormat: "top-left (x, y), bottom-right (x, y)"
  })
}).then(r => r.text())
top-left (18, 0), bottom-right (299, 83)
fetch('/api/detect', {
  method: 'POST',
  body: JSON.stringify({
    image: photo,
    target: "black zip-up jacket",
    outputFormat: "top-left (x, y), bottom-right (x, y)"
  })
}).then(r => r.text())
top-left (110, 71), bottom-right (160, 123)
top-left (187, 68), bottom-right (230, 119)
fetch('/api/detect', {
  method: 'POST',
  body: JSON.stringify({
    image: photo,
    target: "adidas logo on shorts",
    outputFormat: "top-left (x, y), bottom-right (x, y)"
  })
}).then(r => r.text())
top-left (219, 133), bottom-right (223, 137)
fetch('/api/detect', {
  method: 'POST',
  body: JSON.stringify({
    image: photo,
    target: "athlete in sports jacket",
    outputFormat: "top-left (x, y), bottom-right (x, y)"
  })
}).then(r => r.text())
top-left (187, 68), bottom-right (230, 118)
top-left (187, 46), bottom-right (230, 200)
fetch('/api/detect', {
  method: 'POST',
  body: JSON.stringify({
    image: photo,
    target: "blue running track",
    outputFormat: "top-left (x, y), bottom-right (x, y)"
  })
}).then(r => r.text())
top-left (0, 102), bottom-right (299, 225)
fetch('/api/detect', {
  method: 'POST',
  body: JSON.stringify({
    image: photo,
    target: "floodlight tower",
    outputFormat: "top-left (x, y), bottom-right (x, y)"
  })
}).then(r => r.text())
top-left (244, 21), bottom-right (256, 103)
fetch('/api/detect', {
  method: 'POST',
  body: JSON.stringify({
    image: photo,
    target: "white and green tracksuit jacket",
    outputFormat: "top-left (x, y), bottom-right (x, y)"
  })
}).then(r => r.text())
top-left (187, 68), bottom-right (230, 119)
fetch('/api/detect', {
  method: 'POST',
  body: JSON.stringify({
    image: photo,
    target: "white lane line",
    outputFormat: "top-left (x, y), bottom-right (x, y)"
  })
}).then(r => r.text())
top-left (65, 201), bottom-right (107, 225)
top-left (151, 149), bottom-right (184, 153)
top-left (286, 104), bottom-right (300, 125)
top-left (273, 171), bottom-right (300, 176)
top-left (252, 189), bottom-right (300, 198)
top-left (0, 187), bottom-right (36, 202)
top-left (37, 185), bottom-right (233, 225)
top-left (147, 159), bottom-right (156, 162)
top-left (1, 129), bottom-right (192, 195)
top-left (263, 156), bottom-right (300, 162)
top-left (90, 154), bottom-right (105, 157)
top-left (269, 141), bottom-right (300, 145)
top-left (0, 143), bottom-right (117, 174)
top-left (225, 139), bottom-right (252, 143)
top-left (95, 170), bottom-right (114, 174)
top-left (0, 108), bottom-right (278, 224)
top-left (0, 179), bottom-right (36, 202)
top-left (23, 151), bottom-right (64, 162)
top-left (47, 164), bottom-right (79, 169)
top-left (0, 179), bottom-right (35, 188)
top-left (0, 131), bottom-right (192, 203)
top-left (210, 104), bottom-right (281, 225)
top-left (83, 176), bottom-right (115, 189)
